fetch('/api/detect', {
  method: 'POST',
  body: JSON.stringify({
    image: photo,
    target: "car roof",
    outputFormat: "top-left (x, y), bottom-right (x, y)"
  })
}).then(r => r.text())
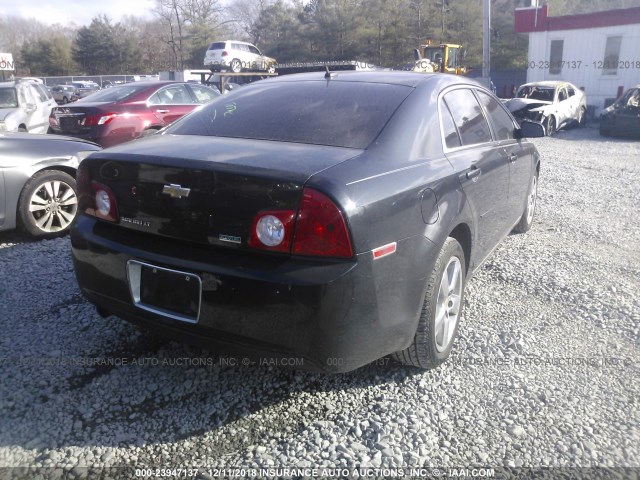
top-left (211, 40), bottom-right (254, 46)
top-left (520, 81), bottom-right (571, 89)
top-left (257, 71), bottom-right (483, 89)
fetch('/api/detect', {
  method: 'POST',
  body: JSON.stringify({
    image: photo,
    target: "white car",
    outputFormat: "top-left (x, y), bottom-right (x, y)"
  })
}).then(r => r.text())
top-left (0, 78), bottom-right (57, 133)
top-left (505, 81), bottom-right (587, 136)
top-left (204, 40), bottom-right (277, 74)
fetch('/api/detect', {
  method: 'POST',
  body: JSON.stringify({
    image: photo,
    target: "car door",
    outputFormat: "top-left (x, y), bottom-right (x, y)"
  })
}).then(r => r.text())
top-left (31, 83), bottom-right (56, 132)
top-left (555, 86), bottom-right (571, 127)
top-left (475, 89), bottom-right (532, 224)
top-left (148, 84), bottom-right (196, 126)
top-left (440, 87), bottom-right (511, 261)
top-left (248, 45), bottom-right (265, 70)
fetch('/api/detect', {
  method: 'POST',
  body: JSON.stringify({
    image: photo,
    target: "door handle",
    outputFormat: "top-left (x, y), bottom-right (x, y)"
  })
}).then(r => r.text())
top-left (155, 109), bottom-right (170, 114)
top-left (466, 167), bottom-right (481, 181)
top-left (508, 153), bottom-right (518, 163)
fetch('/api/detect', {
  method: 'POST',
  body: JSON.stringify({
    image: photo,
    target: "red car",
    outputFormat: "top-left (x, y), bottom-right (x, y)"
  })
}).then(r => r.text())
top-left (48, 82), bottom-right (220, 148)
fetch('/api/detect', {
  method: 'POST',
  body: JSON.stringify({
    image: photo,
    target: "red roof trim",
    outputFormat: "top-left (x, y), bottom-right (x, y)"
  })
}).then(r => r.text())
top-left (515, 6), bottom-right (640, 33)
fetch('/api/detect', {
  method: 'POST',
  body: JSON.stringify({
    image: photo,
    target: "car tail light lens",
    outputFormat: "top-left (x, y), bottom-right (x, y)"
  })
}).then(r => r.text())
top-left (76, 162), bottom-right (119, 223)
top-left (292, 188), bottom-right (353, 258)
top-left (221, 51), bottom-right (228, 57)
top-left (49, 112), bottom-right (58, 127)
top-left (81, 113), bottom-right (117, 126)
top-left (249, 210), bottom-right (296, 253)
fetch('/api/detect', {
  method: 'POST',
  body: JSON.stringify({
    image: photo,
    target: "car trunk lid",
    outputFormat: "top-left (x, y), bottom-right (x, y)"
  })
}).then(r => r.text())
top-left (81, 135), bottom-right (360, 249)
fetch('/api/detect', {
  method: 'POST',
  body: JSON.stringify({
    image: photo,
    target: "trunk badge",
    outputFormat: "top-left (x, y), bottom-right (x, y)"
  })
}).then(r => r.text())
top-left (162, 184), bottom-right (191, 198)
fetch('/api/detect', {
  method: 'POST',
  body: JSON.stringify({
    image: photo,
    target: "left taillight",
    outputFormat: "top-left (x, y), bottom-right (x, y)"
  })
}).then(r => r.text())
top-left (81, 113), bottom-right (117, 126)
top-left (76, 162), bottom-right (119, 223)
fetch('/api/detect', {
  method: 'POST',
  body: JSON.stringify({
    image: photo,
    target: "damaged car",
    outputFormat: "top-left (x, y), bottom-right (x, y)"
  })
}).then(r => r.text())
top-left (505, 81), bottom-right (586, 136)
top-left (599, 85), bottom-right (640, 138)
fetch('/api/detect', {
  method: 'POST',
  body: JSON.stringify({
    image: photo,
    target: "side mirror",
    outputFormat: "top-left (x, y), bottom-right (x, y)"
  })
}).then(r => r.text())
top-left (516, 120), bottom-right (545, 138)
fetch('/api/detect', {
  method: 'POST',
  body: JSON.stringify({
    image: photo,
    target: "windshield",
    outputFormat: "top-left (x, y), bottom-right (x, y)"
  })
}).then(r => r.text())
top-left (165, 81), bottom-right (412, 149)
top-left (517, 86), bottom-right (555, 102)
top-left (424, 47), bottom-right (445, 63)
top-left (76, 83), bottom-right (149, 103)
top-left (0, 88), bottom-right (18, 108)
top-left (619, 88), bottom-right (640, 108)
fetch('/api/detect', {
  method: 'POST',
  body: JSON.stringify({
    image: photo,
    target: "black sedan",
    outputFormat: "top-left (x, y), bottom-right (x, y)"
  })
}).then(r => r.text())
top-left (600, 85), bottom-right (640, 138)
top-left (71, 72), bottom-right (544, 372)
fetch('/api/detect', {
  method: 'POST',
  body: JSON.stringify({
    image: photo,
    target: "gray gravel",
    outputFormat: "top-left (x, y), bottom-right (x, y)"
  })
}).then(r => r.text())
top-left (0, 126), bottom-right (638, 475)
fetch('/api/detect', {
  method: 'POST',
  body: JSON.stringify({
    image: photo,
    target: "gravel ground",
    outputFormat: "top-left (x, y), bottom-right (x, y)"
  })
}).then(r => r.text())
top-left (0, 126), bottom-right (638, 477)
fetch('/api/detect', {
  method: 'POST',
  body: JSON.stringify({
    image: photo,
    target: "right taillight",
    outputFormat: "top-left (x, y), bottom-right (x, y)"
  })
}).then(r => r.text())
top-left (76, 162), bottom-right (119, 223)
top-left (221, 51), bottom-right (228, 57)
top-left (292, 188), bottom-right (353, 259)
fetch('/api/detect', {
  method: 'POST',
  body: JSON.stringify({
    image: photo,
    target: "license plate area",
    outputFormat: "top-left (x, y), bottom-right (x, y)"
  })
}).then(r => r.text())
top-left (127, 260), bottom-right (201, 323)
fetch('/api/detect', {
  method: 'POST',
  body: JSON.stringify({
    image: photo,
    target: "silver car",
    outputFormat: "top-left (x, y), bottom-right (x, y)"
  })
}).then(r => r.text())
top-left (50, 85), bottom-right (77, 104)
top-left (0, 79), bottom-right (57, 133)
top-left (0, 132), bottom-right (101, 238)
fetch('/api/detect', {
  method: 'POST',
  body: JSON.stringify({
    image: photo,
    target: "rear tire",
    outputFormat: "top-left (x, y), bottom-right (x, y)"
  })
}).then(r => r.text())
top-left (18, 126), bottom-right (27, 133)
top-left (513, 172), bottom-right (538, 234)
top-left (230, 59), bottom-right (242, 73)
top-left (599, 124), bottom-right (611, 137)
top-left (18, 170), bottom-right (78, 238)
top-left (544, 116), bottom-right (556, 136)
top-left (392, 237), bottom-right (466, 369)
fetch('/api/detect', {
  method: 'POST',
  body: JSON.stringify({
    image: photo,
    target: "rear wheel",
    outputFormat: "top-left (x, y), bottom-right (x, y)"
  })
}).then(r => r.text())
top-left (18, 170), bottom-right (78, 238)
top-left (230, 59), bottom-right (242, 73)
top-left (18, 126), bottom-right (27, 133)
top-left (392, 237), bottom-right (466, 369)
top-left (513, 172), bottom-right (538, 234)
top-left (599, 124), bottom-right (611, 137)
top-left (544, 116), bottom-right (556, 136)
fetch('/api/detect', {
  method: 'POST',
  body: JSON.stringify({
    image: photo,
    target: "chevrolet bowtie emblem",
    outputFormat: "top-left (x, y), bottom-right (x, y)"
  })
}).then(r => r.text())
top-left (162, 184), bottom-right (191, 198)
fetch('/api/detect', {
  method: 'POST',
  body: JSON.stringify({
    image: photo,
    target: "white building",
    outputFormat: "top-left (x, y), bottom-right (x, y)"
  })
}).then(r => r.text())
top-left (515, 4), bottom-right (640, 114)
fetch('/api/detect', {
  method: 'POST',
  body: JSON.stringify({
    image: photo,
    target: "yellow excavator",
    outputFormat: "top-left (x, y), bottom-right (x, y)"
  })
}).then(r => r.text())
top-left (412, 41), bottom-right (466, 75)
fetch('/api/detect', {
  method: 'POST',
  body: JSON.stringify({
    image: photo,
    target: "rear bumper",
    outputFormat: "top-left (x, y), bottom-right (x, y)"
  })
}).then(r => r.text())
top-left (71, 216), bottom-right (436, 372)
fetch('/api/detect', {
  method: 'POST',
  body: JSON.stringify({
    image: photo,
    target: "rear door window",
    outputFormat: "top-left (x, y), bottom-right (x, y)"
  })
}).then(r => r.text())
top-left (475, 90), bottom-right (516, 141)
top-left (443, 89), bottom-right (493, 146)
top-left (439, 100), bottom-right (462, 149)
top-left (188, 84), bottom-right (220, 103)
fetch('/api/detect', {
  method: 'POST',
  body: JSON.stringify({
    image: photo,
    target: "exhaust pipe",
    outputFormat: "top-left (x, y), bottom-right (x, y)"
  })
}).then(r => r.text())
top-left (96, 306), bottom-right (111, 318)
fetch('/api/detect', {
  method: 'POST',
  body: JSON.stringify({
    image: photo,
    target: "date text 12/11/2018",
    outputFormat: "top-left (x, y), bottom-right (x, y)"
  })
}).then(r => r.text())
top-left (528, 60), bottom-right (640, 70)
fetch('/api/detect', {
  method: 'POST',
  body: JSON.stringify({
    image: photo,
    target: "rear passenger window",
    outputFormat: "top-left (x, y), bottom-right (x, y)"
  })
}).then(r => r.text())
top-left (440, 100), bottom-right (461, 149)
top-left (475, 90), bottom-right (516, 141)
top-left (443, 89), bottom-right (492, 146)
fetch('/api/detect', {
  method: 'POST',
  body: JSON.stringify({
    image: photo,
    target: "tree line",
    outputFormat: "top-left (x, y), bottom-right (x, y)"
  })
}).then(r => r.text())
top-left (1, 0), bottom-right (638, 76)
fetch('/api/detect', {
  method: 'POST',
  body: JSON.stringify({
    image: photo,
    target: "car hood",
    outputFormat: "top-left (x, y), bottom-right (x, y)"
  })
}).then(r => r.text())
top-left (505, 98), bottom-right (552, 113)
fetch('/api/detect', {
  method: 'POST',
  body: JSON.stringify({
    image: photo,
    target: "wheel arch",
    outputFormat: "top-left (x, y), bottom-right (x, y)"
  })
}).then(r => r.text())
top-left (448, 222), bottom-right (472, 274)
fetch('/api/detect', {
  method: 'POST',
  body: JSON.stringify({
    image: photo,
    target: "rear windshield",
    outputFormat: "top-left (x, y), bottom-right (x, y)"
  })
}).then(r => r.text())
top-left (76, 83), bottom-right (149, 103)
top-left (208, 42), bottom-right (226, 50)
top-left (166, 81), bottom-right (412, 149)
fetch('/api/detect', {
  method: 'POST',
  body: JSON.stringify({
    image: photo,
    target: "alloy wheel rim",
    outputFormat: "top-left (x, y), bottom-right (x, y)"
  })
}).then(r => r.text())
top-left (28, 180), bottom-right (78, 232)
top-left (434, 256), bottom-right (463, 352)
top-left (526, 175), bottom-right (537, 225)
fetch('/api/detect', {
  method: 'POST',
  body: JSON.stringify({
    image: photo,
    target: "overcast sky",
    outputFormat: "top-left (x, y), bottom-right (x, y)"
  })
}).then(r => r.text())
top-left (3, 0), bottom-right (157, 26)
